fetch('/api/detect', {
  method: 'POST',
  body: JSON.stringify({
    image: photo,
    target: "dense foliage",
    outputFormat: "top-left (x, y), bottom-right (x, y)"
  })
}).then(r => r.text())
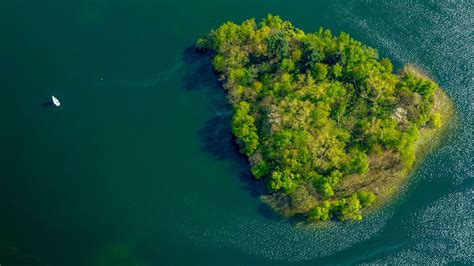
top-left (197, 15), bottom-right (440, 222)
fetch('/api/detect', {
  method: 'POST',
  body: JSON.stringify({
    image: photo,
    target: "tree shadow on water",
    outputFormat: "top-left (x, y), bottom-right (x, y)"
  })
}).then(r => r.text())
top-left (198, 114), bottom-right (265, 199)
top-left (182, 45), bottom-right (266, 200)
top-left (182, 46), bottom-right (219, 91)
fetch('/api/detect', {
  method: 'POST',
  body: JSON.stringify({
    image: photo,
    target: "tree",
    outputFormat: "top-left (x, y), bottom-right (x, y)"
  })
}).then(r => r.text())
top-left (314, 177), bottom-right (334, 199)
top-left (380, 58), bottom-right (393, 72)
top-left (231, 101), bottom-right (259, 156)
top-left (309, 201), bottom-right (331, 221)
top-left (311, 63), bottom-right (328, 81)
top-left (269, 170), bottom-right (298, 193)
top-left (330, 63), bottom-right (343, 79)
top-left (212, 55), bottom-right (226, 72)
top-left (198, 14), bottom-right (441, 223)
top-left (346, 148), bottom-right (369, 174)
top-left (251, 160), bottom-right (269, 179)
top-left (267, 34), bottom-right (289, 60)
top-left (333, 194), bottom-right (363, 221)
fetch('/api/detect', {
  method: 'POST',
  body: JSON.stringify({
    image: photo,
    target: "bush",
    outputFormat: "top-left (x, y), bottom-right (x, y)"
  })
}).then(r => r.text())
top-left (357, 191), bottom-right (376, 207)
top-left (430, 112), bottom-right (442, 128)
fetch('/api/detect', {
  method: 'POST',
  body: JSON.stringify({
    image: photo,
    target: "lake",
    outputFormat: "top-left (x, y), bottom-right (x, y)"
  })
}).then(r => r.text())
top-left (0, 0), bottom-right (472, 264)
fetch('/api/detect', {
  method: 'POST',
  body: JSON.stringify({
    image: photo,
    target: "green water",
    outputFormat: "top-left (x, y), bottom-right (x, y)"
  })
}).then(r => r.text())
top-left (1, 0), bottom-right (472, 265)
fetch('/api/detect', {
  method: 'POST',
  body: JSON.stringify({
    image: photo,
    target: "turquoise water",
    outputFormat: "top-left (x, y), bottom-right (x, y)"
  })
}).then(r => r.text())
top-left (0, 0), bottom-right (472, 264)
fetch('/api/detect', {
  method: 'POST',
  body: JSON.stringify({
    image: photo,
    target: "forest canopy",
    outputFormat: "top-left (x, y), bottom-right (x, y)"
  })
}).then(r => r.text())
top-left (196, 15), bottom-right (442, 222)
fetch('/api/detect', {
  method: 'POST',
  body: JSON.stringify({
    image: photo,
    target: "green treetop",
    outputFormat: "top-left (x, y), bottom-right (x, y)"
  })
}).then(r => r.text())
top-left (197, 14), bottom-right (439, 222)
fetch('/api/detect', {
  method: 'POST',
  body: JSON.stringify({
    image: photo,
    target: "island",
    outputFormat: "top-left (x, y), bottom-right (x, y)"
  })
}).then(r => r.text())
top-left (196, 14), bottom-right (454, 222)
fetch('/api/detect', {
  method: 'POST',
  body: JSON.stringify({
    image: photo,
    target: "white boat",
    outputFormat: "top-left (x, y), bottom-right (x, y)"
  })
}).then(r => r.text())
top-left (52, 95), bottom-right (60, 106)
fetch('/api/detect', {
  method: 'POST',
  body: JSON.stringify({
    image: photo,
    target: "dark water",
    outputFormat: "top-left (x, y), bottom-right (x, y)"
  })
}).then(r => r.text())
top-left (1, 0), bottom-right (472, 265)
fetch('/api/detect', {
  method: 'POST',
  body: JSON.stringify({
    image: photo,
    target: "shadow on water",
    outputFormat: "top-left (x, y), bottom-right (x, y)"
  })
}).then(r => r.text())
top-left (182, 46), bottom-right (219, 91)
top-left (41, 101), bottom-right (54, 107)
top-left (182, 45), bottom-right (267, 201)
top-left (257, 203), bottom-right (283, 221)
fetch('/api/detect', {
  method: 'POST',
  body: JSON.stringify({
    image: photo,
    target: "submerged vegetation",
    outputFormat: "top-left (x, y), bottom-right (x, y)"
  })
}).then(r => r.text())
top-left (196, 15), bottom-right (451, 222)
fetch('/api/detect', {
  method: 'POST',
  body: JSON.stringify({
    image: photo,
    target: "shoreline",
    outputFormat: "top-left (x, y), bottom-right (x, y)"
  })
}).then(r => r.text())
top-left (263, 69), bottom-right (457, 220)
top-left (199, 16), bottom-right (459, 223)
top-left (363, 87), bottom-right (457, 214)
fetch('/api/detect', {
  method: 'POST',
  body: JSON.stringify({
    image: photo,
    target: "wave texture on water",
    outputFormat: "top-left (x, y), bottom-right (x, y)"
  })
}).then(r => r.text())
top-left (188, 209), bottom-right (393, 261)
top-left (369, 189), bottom-right (473, 264)
top-left (187, 1), bottom-right (474, 263)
